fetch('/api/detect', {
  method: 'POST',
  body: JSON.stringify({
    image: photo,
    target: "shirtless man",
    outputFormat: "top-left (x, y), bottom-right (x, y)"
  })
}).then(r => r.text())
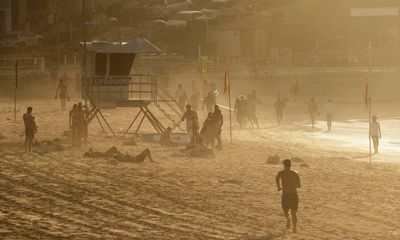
top-left (276, 159), bottom-right (301, 233)
top-left (55, 78), bottom-right (70, 110)
top-left (211, 105), bottom-right (223, 149)
top-left (23, 107), bottom-right (36, 153)
top-left (84, 146), bottom-right (153, 163)
top-left (323, 99), bottom-right (336, 131)
top-left (274, 94), bottom-right (286, 126)
top-left (203, 92), bottom-right (215, 114)
top-left (160, 127), bottom-right (178, 147)
top-left (370, 115), bottom-right (382, 154)
top-left (181, 105), bottom-right (199, 143)
top-left (308, 97), bottom-right (319, 129)
top-left (69, 104), bottom-right (78, 145)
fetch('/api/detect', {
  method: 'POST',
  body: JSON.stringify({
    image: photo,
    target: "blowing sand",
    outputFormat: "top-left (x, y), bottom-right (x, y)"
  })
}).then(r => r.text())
top-left (0, 98), bottom-right (399, 240)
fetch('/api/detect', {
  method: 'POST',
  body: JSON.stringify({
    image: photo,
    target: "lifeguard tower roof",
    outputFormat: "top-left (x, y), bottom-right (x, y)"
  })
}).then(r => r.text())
top-left (83, 38), bottom-right (161, 53)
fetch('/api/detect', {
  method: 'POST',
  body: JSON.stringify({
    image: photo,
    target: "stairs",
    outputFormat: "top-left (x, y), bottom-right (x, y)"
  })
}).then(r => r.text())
top-left (154, 85), bottom-right (185, 132)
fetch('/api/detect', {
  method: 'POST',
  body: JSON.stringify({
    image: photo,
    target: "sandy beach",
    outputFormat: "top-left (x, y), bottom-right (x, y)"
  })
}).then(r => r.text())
top-left (0, 97), bottom-right (399, 240)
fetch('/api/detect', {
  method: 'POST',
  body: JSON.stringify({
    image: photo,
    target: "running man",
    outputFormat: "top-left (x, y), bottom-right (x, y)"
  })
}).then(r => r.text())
top-left (323, 99), bottom-right (336, 131)
top-left (276, 159), bottom-right (301, 233)
top-left (55, 78), bottom-right (70, 110)
top-left (23, 106), bottom-right (36, 153)
top-left (370, 115), bottom-right (382, 154)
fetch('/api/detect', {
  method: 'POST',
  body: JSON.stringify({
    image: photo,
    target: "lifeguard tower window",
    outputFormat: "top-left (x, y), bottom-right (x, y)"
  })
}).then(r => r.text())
top-left (95, 53), bottom-right (107, 76)
top-left (110, 53), bottom-right (135, 75)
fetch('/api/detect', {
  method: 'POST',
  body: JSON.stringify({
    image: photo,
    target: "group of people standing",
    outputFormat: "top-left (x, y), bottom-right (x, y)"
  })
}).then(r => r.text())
top-left (174, 80), bottom-right (224, 150)
top-left (234, 90), bottom-right (260, 128)
top-left (175, 80), bottom-right (217, 115)
top-left (68, 102), bottom-right (88, 146)
top-left (180, 103), bottom-right (224, 150)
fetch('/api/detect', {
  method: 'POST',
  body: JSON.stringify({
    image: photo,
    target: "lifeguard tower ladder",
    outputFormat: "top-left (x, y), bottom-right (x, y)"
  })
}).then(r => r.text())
top-left (81, 39), bottom-right (180, 137)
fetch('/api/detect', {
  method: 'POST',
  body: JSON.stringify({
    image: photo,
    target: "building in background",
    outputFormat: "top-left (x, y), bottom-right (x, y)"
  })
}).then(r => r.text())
top-left (0, 0), bottom-right (12, 33)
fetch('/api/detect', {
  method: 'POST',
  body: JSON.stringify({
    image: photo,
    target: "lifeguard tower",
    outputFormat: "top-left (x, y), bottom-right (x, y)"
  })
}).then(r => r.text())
top-left (81, 39), bottom-right (183, 137)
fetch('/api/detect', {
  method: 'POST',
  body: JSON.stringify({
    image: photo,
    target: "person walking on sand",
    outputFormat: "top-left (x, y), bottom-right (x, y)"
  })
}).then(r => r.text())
top-left (211, 105), bottom-right (223, 150)
top-left (69, 104), bottom-right (78, 145)
top-left (181, 105), bottom-right (199, 142)
top-left (247, 93), bottom-right (259, 128)
top-left (274, 94), bottom-right (286, 126)
top-left (238, 95), bottom-right (248, 128)
top-left (55, 79), bottom-right (70, 111)
top-left (276, 159), bottom-right (301, 233)
top-left (203, 92), bottom-right (215, 114)
top-left (175, 84), bottom-right (188, 112)
top-left (370, 115), bottom-right (382, 154)
top-left (308, 97), bottom-right (319, 129)
top-left (323, 99), bottom-right (336, 131)
top-left (189, 91), bottom-right (200, 111)
top-left (23, 107), bottom-right (36, 153)
top-left (234, 97), bottom-right (241, 125)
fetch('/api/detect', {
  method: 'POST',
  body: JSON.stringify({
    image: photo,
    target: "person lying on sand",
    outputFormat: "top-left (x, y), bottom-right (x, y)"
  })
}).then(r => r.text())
top-left (160, 127), bottom-right (178, 147)
top-left (276, 159), bottom-right (301, 233)
top-left (84, 146), bottom-right (153, 163)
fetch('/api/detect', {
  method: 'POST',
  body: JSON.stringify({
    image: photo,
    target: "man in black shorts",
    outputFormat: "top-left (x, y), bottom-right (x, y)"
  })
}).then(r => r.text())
top-left (55, 78), bottom-right (70, 111)
top-left (23, 106), bottom-right (36, 153)
top-left (276, 159), bottom-right (301, 233)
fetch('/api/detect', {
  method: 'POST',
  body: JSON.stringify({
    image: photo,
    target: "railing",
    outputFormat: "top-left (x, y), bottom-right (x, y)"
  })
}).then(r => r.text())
top-left (84, 73), bottom-right (158, 102)
top-left (0, 57), bottom-right (45, 71)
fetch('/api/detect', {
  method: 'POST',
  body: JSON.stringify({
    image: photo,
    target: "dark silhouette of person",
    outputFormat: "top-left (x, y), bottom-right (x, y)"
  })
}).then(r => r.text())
top-left (370, 115), bottom-right (382, 154)
top-left (23, 106), bottom-right (36, 153)
top-left (308, 97), bottom-right (319, 129)
top-left (276, 159), bottom-right (301, 233)
top-left (274, 94), bottom-right (286, 126)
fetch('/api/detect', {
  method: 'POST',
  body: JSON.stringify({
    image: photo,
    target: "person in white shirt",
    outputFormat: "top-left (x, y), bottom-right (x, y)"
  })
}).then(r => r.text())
top-left (370, 115), bottom-right (382, 154)
top-left (323, 99), bottom-right (335, 131)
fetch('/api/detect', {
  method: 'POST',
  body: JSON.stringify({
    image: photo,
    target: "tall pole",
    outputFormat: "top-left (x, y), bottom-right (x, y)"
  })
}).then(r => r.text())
top-left (368, 42), bottom-right (372, 164)
top-left (56, 0), bottom-right (60, 74)
top-left (228, 74), bottom-right (232, 144)
top-left (14, 61), bottom-right (18, 122)
top-left (368, 95), bottom-right (372, 164)
top-left (82, 0), bottom-right (88, 99)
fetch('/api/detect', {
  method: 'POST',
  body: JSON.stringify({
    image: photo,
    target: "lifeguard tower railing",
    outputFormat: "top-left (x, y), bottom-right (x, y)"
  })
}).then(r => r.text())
top-left (83, 72), bottom-right (184, 135)
top-left (85, 73), bottom-right (158, 104)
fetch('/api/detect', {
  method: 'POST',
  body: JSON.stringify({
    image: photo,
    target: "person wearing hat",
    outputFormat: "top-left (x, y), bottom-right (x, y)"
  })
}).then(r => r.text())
top-left (370, 115), bottom-right (382, 154)
top-left (276, 159), bottom-right (301, 233)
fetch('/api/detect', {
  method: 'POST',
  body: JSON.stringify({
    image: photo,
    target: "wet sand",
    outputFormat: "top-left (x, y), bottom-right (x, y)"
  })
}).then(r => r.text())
top-left (0, 99), bottom-right (399, 239)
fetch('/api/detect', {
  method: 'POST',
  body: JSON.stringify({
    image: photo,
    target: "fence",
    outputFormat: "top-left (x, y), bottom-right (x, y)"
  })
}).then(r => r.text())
top-left (0, 57), bottom-right (45, 71)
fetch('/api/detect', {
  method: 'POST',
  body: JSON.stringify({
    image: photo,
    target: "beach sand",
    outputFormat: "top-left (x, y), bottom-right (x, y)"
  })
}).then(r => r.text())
top-left (0, 97), bottom-right (399, 240)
